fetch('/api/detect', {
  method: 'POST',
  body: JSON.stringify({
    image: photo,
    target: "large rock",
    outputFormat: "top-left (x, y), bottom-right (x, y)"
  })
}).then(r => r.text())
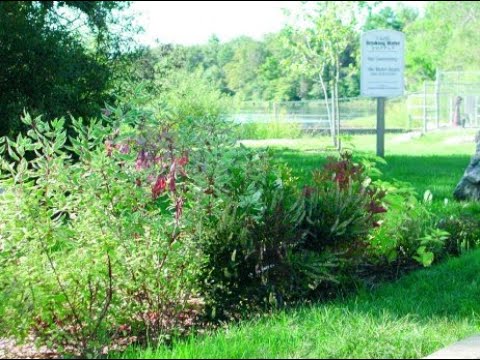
top-left (454, 132), bottom-right (480, 201)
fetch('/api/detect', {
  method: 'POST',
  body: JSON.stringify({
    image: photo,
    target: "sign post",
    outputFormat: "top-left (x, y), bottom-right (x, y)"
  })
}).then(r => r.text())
top-left (361, 30), bottom-right (405, 157)
top-left (376, 97), bottom-right (385, 158)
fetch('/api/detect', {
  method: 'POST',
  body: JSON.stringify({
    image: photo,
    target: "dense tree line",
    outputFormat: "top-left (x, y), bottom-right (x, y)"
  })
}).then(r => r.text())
top-left (136, 2), bottom-right (419, 103)
top-left (137, 1), bottom-right (480, 102)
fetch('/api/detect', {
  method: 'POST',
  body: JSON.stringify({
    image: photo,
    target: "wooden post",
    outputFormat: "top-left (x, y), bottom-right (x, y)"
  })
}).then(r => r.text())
top-left (377, 97), bottom-right (385, 158)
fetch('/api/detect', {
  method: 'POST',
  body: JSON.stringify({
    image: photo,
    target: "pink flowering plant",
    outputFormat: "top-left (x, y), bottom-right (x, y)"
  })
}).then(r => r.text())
top-left (0, 98), bottom-right (205, 357)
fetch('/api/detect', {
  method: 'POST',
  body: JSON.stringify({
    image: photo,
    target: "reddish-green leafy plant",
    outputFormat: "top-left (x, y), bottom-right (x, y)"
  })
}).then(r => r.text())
top-left (302, 151), bottom-right (387, 255)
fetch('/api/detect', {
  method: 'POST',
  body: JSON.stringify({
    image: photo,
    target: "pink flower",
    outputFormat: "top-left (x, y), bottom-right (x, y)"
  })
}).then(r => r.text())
top-left (152, 176), bottom-right (167, 199)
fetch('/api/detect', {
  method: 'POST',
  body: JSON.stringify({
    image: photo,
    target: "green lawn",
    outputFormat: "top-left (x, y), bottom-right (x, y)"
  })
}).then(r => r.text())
top-left (244, 129), bottom-right (477, 200)
top-left (123, 249), bottom-right (480, 359)
top-left (124, 129), bottom-right (480, 359)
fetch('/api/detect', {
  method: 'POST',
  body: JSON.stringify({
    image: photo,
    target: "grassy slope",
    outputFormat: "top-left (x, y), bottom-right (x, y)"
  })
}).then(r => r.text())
top-left (125, 130), bottom-right (480, 359)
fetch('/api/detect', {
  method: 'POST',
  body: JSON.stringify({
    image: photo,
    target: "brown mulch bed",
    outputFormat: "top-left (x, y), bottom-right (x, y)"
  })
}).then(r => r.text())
top-left (0, 338), bottom-right (58, 359)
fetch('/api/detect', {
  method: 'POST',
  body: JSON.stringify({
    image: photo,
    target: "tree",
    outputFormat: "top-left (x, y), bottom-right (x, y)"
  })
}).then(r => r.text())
top-left (285, 2), bottom-right (360, 147)
top-left (406, 2), bottom-right (480, 87)
top-left (0, 1), bottom-right (135, 137)
top-left (363, 4), bottom-right (418, 32)
top-left (223, 37), bottom-right (267, 100)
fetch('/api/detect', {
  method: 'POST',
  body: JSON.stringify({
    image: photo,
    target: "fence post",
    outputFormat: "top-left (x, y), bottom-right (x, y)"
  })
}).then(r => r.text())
top-left (472, 96), bottom-right (478, 126)
top-left (423, 81), bottom-right (428, 134)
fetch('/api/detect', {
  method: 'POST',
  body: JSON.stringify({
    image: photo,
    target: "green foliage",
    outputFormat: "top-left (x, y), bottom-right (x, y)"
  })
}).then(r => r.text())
top-left (436, 202), bottom-right (480, 256)
top-left (198, 150), bottom-right (306, 317)
top-left (368, 182), bottom-right (480, 268)
top-left (363, 4), bottom-right (419, 32)
top-left (405, 2), bottom-right (480, 86)
top-left (198, 150), bottom-right (390, 320)
top-left (236, 120), bottom-right (302, 140)
top-left (0, 104), bottom-right (205, 356)
top-left (0, 1), bottom-right (138, 137)
top-left (302, 152), bottom-right (387, 254)
top-left (158, 69), bottom-right (232, 124)
top-left (0, 80), bottom-right (265, 355)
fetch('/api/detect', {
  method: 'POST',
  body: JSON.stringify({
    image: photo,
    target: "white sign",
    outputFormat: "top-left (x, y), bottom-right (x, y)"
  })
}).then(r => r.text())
top-left (361, 30), bottom-right (405, 98)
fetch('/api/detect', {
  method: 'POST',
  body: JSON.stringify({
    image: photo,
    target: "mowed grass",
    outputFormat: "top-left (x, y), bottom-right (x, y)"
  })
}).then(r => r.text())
top-left (123, 249), bottom-right (480, 359)
top-left (243, 129), bottom-right (477, 200)
top-left (123, 129), bottom-right (480, 359)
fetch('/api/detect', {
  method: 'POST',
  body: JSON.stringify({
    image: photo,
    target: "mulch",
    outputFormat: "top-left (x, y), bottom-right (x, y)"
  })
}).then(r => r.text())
top-left (0, 338), bottom-right (58, 359)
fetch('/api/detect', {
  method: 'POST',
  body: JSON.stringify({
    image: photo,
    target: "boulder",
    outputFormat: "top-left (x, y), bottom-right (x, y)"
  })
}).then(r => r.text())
top-left (454, 132), bottom-right (480, 201)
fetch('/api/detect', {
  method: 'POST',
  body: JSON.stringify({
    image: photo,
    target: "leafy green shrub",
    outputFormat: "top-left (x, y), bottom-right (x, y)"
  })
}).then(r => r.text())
top-left (158, 69), bottom-right (232, 125)
top-left (0, 106), bottom-right (206, 356)
top-left (197, 151), bottom-right (390, 320)
top-left (436, 202), bottom-right (480, 256)
top-left (0, 74), bottom-right (259, 356)
top-left (0, 83), bottom-right (201, 356)
top-left (197, 149), bottom-right (306, 318)
top-left (302, 152), bottom-right (387, 255)
top-left (367, 184), bottom-right (471, 268)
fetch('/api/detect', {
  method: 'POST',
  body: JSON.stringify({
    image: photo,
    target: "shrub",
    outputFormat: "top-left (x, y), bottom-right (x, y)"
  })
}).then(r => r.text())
top-left (0, 107), bottom-right (205, 356)
top-left (302, 152), bottom-right (387, 256)
top-left (367, 184), bottom-right (472, 269)
top-left (437, 202), bottom-right (480, 256)
top-left (157, 69), bottom-right (232, 126)
top-left (197, 149), bottom-right (306, 319)
top-left (198, 151), bottom-right (391, 320)
top-left (0, 77), bottom-right (255, 356)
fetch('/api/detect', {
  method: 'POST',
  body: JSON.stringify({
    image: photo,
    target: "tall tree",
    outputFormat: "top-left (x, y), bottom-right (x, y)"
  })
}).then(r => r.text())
top-left (0, 1), bottom-right (135, 137)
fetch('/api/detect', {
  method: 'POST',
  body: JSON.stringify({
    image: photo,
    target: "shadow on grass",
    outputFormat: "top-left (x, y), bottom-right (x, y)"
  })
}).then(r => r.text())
top-left (275, 150), bottom-right (470, 200)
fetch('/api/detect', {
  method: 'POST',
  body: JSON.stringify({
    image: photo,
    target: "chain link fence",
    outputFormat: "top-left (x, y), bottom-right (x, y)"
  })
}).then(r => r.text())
top-left (234, 70), bottom-right (480, 140)
top-left (233, 96), bottom-right (409, 140)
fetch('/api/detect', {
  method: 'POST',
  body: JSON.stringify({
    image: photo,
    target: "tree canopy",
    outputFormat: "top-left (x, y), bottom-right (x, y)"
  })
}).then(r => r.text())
top-left (0, 1), bottom-right (136, 136)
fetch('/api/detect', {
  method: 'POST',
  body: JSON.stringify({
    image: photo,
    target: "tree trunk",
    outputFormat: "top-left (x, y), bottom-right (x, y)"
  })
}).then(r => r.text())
top-left (335, 59), bottom-right (341, 150)
top-left (318, 72), bottom-right (335, 146)
top-left (330, 82), bottom-right (337, 148)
